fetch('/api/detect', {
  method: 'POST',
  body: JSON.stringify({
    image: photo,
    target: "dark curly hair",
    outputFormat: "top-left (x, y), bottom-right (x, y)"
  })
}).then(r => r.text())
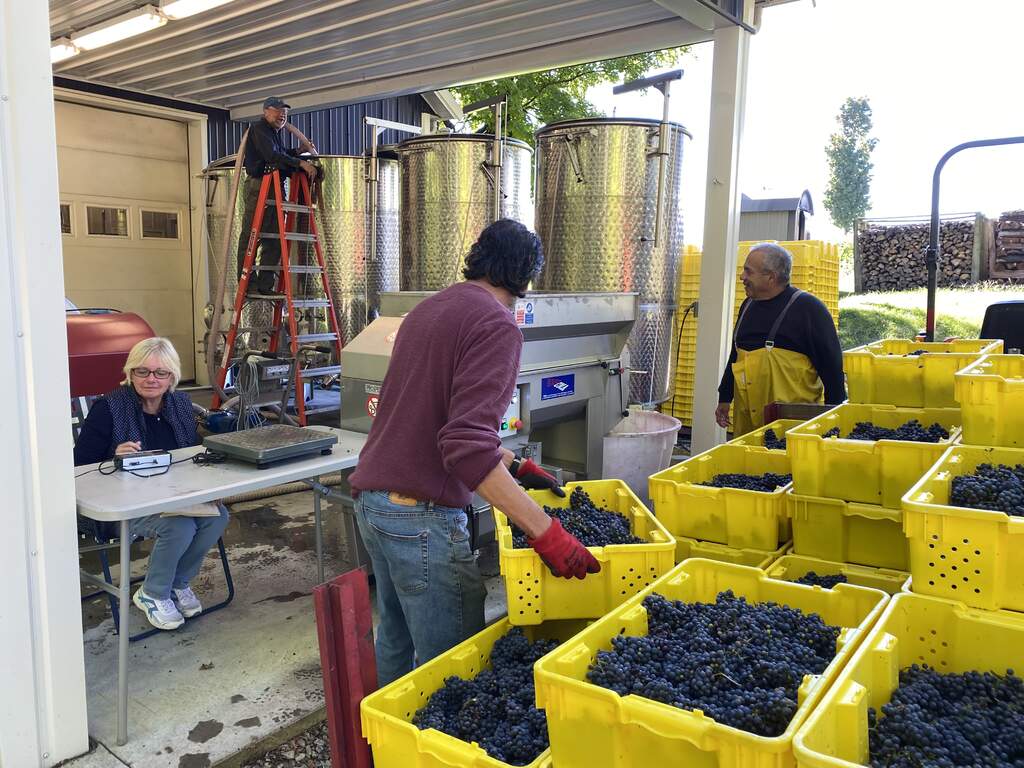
top-left (462, 219), bottom-right (544, 298)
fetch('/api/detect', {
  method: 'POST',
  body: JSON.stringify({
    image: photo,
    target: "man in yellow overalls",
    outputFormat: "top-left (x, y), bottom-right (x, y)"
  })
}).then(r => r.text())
top-left (715, 243), bottom-right (845, 437)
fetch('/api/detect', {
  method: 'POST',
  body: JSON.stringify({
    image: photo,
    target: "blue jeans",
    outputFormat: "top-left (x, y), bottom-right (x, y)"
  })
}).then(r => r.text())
top-left (129, 504), bottom-right (230, 599)
top-left (354, 491), bottom-right (486, 687)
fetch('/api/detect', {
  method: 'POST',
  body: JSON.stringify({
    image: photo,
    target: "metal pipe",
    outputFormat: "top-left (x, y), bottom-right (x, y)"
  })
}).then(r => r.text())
top-left (654, 88), bottom-right (672, 247)
top-left (117, 519), bottom-right (131, 745)
top-left (925, 135), bottom-right (1024, 340)
top-left (492, 99), bottom-right (504, 221)
top-left (367, 124), bottom-right (379, 333)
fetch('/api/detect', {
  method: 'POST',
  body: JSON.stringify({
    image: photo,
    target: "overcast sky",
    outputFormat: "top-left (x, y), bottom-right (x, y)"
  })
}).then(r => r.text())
top-left (589, 0), bottom-right (1024, 245)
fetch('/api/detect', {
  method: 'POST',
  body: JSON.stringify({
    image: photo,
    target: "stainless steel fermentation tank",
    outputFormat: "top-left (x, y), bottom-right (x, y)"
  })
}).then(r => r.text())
top-left (397, 134), bottom-right (533, 291)
top-left (534, 118), bottom-right (690, 405)
top-left (201, 153), bottom-right (400, 350)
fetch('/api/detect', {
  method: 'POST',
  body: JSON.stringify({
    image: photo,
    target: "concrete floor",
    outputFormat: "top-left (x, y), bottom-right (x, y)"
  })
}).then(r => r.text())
top-left (70, 488), bottom-right (506, 768)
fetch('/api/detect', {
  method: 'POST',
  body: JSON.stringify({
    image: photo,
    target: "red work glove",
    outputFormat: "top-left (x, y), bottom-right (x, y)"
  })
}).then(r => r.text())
top-left (513, 458), bottom-right (566, 498)
top-left (528, 519), bottom-right (601, 579)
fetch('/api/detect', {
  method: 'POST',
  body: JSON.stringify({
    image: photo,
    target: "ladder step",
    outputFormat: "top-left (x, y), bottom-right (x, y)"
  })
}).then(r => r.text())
top-left (259, 231), bottom-right (318, 242)
top-left (293, 333), bottom-right (339, 343)
top-left (266, 201), bottom-right (315, 213)
top-left (243, 293), bottom-right (285, 301)
top-left (258, 265), bottom-right (323, 274)
top-left (300, 405), bottom-right (340, 416)
top-left (300, 365), bottom-right (342, 378)
top-left (290, 298), bottom-right (332, 308)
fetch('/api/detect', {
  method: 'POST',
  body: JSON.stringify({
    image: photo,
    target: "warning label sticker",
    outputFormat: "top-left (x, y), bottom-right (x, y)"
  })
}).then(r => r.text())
top-left (514, 299), bottom-right (535, 327)
top-left (366, 395), bottom-right (379, 418)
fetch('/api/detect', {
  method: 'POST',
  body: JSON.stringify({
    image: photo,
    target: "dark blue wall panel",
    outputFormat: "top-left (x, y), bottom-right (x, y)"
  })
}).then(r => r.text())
top-left (207, 94), bottom-right (430, 160)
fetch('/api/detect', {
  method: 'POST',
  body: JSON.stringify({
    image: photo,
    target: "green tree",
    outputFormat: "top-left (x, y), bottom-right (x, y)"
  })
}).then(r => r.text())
top-left (450, 50), bottom-right (687, 145)
top-left (823, 97), bottom-right (878, 233)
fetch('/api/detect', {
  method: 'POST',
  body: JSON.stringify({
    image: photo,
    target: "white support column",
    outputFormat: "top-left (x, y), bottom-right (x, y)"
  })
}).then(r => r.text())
top-left (0, 0), bottom-right (90, 765)
top-left (691, 20), bottom-right (752, 454)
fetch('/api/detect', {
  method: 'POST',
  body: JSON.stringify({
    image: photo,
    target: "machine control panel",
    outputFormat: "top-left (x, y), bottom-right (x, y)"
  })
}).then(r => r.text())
top-left (498, 389), bottom-right (523, 438)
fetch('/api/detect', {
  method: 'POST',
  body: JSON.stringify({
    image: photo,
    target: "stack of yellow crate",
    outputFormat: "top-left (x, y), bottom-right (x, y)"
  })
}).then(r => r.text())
top-left (791, 349), bottom-right (1024, 766)
top-left (666, 240), bottom-right (840, 427)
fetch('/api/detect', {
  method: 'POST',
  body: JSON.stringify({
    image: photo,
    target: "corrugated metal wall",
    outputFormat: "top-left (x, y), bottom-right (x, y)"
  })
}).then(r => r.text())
top-left (207, 95), bottom-right (430, 160)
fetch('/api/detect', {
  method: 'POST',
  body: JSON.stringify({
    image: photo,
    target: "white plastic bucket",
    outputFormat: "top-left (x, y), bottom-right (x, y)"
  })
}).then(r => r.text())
top-left (602, 410), bottom-right (681, 508)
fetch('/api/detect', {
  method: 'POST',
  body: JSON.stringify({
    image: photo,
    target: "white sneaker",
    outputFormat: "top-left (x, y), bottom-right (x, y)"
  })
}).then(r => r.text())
top-left (172, 586), bottom-right (203, 618)
top-left (132, 588), bottom-right (184, 630)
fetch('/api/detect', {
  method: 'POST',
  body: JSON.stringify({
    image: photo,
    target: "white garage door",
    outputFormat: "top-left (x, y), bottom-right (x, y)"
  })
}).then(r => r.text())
top-left (56, 100), bottom-right (195, 380)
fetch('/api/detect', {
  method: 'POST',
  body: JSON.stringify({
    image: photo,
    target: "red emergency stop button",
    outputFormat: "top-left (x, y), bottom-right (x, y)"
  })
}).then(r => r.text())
top-left (511, 418), bottom-right (523, 429)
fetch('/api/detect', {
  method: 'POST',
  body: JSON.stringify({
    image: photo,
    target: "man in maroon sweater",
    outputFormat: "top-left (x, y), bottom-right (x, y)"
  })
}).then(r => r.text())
top-left (350, 219), bottom-right (600, 685)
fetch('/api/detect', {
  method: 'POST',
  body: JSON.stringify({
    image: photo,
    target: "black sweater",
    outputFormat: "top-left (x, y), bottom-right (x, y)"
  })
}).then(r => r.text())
top-left (718, 285), bottom-right (846, 404)
top-left (243, 118), bottom-right (302, 178)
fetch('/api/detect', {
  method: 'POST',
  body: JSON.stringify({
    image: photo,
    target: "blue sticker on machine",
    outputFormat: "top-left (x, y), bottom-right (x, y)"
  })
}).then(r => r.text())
top-left (541, 374), bottom-right (575, 401)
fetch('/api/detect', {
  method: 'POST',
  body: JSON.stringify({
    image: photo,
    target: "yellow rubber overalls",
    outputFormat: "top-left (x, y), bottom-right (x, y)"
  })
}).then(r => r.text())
top-left (731, 289), bottom-right (824, 437)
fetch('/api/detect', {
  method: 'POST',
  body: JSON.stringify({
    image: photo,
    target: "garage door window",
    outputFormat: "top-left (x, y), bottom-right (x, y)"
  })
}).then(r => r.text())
top-left (141, 210), bottom-right (179, 239)
top-left (86, 206), bottom-right (129, 237)
top-left (60, 203), bottom-right (72, 235)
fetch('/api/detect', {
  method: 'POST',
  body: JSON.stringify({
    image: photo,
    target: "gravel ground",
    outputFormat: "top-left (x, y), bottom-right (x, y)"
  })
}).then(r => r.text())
top-left (241, 721), bottom-right (331, 768)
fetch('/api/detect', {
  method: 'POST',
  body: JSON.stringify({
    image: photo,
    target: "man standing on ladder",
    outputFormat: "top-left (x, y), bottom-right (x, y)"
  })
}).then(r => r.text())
top-left (238, 96), bottom-right (319, 295)
top-left (715, 243), bottom-right (846, 437)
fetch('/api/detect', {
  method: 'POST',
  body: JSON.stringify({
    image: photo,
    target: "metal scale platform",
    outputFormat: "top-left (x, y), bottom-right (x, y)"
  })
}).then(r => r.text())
top-left (203, 424), bottom-right (337, 469)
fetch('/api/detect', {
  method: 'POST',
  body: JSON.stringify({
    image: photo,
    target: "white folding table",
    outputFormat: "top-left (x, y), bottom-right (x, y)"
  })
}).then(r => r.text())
top-left (75, 426), bottom-right (366, 745)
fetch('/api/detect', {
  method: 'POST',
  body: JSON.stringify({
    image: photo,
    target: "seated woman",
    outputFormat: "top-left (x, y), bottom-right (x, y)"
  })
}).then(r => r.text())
top-left (74, 337), bottom-right (229, 631)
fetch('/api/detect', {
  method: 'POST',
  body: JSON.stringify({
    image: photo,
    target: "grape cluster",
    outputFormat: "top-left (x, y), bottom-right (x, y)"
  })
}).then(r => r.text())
top-left (511, 486), bottom-right (643, 549)
top-left (821, 419), bottom-right (950, 443)
top-left (950, 463), bottom-right (1024, 516)
top-left (412, 628), bottom-right (559, 765)
top-left (763, 429), bottom-right (787, 451)
top-left (792, 571), bottom-right (848, 589)
top-left (869, 665), bottom-right (1024, 767)
top-left (698, 472), bottom-right (792, 492)
top-left (586, 591), bottom-right (840, 737)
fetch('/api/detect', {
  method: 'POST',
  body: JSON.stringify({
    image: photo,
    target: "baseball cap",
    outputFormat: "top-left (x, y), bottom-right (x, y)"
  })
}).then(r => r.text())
top-left (263, 96), bottom-right (291, 110)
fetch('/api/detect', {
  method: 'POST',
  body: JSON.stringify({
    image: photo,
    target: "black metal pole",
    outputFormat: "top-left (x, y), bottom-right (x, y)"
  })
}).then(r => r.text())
top-left (926, 136), bottom-right (1024, 341)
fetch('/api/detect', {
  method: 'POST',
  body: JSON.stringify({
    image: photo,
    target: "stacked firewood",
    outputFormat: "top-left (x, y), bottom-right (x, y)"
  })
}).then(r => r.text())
top-left (858, 219), bottom-right (975, 291)
top-left (993, 210), bottom-right (1024, 276)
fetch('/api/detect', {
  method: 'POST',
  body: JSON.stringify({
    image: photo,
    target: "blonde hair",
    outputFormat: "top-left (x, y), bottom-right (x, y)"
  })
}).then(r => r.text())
top-left (121, 337), bottom-right (182, 390)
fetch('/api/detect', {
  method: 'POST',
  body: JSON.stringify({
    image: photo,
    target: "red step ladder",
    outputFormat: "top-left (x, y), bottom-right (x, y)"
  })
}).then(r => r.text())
top-left (211, 168), bottom-right (343, 425)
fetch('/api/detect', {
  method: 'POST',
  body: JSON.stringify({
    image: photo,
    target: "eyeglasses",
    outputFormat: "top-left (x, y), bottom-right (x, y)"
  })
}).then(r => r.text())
top-left (131, 368), bottom-right (172, 380)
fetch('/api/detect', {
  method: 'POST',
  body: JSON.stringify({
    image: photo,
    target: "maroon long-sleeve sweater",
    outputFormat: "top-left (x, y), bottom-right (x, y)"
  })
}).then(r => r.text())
top-left (349, 282), bottom-right (522, 508)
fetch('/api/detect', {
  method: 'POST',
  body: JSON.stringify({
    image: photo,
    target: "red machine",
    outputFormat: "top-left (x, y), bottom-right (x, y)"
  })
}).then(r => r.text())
top-left (66, 308), bottom-right (154, 398)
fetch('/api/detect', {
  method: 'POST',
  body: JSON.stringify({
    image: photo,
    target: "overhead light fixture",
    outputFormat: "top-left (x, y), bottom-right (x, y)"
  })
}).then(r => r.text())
top-left (159, 0), bottom-right (235, 20)
top-left (70, 5), bottom-right (167, 51)
top-left (51, 38), bottom-right (80, 64)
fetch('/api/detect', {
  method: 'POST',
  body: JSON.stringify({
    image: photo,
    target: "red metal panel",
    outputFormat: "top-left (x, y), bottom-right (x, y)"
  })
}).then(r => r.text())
top-left (66, 312), bottom-right (154, 397)
top-left (313, 568), bottom-right (376, 768)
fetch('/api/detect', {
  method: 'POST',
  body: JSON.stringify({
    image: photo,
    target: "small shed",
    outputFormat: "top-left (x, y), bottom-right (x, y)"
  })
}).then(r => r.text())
top-left (739, 189), bottom-right (814, 241)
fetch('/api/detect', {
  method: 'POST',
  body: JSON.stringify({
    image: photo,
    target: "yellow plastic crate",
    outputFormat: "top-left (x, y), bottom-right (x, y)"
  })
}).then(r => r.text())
top-left (674, 536), bottom-right (789, 567)
top-left (534, 559), bottom-right (888, 768)
top-left (649, 444), bottom-right (792, 550)
top-left (793, 593), bottom-right (1024, 767)
top-left (954, 353), bottom-right (1024, 447)
top-left (788, 490), bottom-right (908, 571)
top-left (902, 444), bottom-right (1024, 611)
top-left (727, 418), bottom-right (807, 452)
top-left (765, 554), bottom-right (910, 595)
top-left (494, 480), bottom-right (676, 625)
top-left (786, 403), bottom-right (962, 508)
top-left (844, 338), bottom-right (1002, 408)
top-left (361, 618), bottom-right (587, 768)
